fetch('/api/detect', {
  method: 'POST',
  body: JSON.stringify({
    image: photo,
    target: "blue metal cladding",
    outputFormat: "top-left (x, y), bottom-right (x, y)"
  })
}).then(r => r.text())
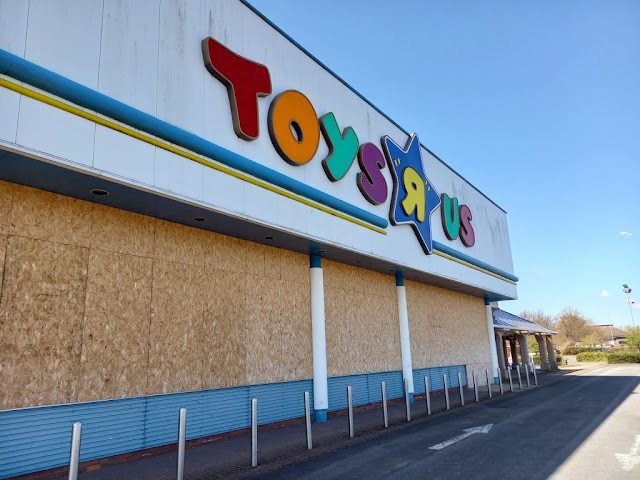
top-left (412, 365), bottom-right (467, 394)
top-left (0, 367), bottom-right (463, 478)
top-left (0, 379), bottom-right (312, 479)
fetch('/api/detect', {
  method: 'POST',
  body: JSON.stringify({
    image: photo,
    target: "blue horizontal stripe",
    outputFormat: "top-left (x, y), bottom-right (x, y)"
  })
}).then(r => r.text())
top-left (433, 241), bottom-right (519, 282)
top-left (0, 48), bottom-right (388, 230)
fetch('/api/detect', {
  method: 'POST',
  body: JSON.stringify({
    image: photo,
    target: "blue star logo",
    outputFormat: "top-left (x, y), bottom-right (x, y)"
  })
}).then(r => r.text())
top-left (382, 134), bottom-right (441, 254)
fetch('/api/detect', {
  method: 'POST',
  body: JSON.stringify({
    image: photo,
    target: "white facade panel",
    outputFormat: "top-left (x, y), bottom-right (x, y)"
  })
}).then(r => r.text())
top-left (0, 0), bottom-right (28, 57)
top-left (203, 166), bottom-right (245, 215)
top-left (154, 147), bottom-right (204, 201)
top-left (0, 81), bottom-right (19, 143)
top-left (0, 0), bottom-right (518, 299)
top-left (98, 0), bottom-right (161, 117)
top-left (24, 0), bottom-right (103, 89)
top-left (156, 0), bottom-right (206, 137)
top-left (16, 95), bottom-right (95, 168)
top-left (93, 125), bottom-right (155, 186)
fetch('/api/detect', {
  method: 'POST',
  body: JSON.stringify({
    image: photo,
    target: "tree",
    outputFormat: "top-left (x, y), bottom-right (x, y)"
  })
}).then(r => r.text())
top-left (625, 327), bottom-right (640, 351)
top-left (520, 309), bottom-right (556, 353)
top-left (555, 307), bottom-right (595, 348)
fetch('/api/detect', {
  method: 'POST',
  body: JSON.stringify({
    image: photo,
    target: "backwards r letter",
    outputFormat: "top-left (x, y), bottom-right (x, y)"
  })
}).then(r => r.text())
top-left (202, 37), bottom-right (272, 141)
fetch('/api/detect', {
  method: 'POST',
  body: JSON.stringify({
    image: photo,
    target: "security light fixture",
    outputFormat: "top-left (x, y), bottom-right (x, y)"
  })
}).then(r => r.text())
top-left (90, 188), bottom-right (109, 196)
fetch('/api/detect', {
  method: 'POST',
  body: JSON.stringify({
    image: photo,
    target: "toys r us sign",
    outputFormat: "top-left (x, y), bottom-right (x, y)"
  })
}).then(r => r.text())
top-left (202, 36), bottom-right (475, 254)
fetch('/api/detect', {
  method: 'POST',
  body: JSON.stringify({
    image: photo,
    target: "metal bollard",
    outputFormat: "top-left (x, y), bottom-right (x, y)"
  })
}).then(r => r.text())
top-left (177, 408), bottom-right (186, 480)
top-left (443, 374), bottom-right (450, 410)
top-left (525, 364), bottom-right (531, 388)
top-left (473, 371), bottom-right (479, 402)
top-left (485, 369), bottom-right (492, 398)
top-left (381, 381), bottom-right (389, 428)
top-left (68, 421), bottom-right (82, 480)
top-left (457, 372), bottom-right (465, 406)
top-left (508, 368), bottom-right (514, 392)
top-left (517, 365), bottom-right (523, 390)
top-left (251, 398), bottom-right (258, 467)
top-left (497, 368), bottom-right (503, 395)
top-left (404, 378), bottom-right (411, 422)
top-left (347, 385), bottom-right (354, 438)
top-left (424, 376), bottom-right (431, 415)
top-left (532, 363), bottom-right (538, 385)
top-left (304, 391), bottom-right (312, 450)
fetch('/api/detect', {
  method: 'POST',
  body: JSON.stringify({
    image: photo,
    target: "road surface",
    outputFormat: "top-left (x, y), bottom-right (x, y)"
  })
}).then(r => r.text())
top-left (253, 365), bottom-right (640, 480)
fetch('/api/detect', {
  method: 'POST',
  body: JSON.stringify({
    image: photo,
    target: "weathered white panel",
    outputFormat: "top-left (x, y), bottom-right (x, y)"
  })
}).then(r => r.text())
top-left (156, 0), bottom-right (205, 137)
top-left (93, 125), bottom-right (155, 186)
top-left (154, 147), bottom-right (204, 201)
top-left (242, 181), bottom-right (277, 225)
top-left (202, 0), bottom-right (245, 156)
top-left (16, 95), bottom-right (95, 168)
top-left (25, 0), bottom-right (103, 89)
top-left (0, 0), bottom-right (29, 57)
top-left (306, 208), bottom-right (339, 246)
top-left (1, 0), bottom-right (518, 298)
top-left (275, 193), bottom-right (307, 234)
top-left (0, 82), bottom-right (19, 143)
top-left (202, 165), bottom-right (244, 215)
top-left (0, 0), bottom-right (29, 143)
top-left (98, 0), bottom-right (161, 116)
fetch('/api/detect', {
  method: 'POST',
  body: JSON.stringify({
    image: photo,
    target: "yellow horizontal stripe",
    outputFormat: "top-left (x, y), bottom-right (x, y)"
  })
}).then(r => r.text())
top-left (0, 77), bottom-right (386, 235)
top-left (1, 77), bottom-right (518, 284)
top-left (433, 250), bottom-right (517, 285)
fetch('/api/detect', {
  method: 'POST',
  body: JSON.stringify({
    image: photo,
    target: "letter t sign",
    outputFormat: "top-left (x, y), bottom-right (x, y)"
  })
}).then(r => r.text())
top-left (202, 37), bottom-right (272, 141)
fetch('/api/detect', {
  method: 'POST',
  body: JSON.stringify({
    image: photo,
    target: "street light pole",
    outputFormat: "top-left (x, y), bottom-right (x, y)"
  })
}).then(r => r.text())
top-left (623, 285), bottom-right (635, 328)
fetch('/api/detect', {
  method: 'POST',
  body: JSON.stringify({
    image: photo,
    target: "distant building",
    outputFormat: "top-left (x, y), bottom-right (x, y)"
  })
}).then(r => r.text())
top-left (596, 325), bottom-right (627, 346)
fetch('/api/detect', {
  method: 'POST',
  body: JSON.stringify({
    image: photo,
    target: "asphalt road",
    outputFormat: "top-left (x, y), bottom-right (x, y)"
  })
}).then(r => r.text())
top-left (253, 365), bottom-right (640, 480)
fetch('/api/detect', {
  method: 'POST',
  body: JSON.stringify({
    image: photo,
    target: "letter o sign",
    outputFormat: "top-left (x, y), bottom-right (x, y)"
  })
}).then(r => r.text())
top-left (268, 90), bottom-right (320, 166)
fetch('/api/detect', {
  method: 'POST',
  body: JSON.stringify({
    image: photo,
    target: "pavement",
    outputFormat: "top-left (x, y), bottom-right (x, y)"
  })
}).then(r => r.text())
top-left (47, 364), bottom-right (607, 480)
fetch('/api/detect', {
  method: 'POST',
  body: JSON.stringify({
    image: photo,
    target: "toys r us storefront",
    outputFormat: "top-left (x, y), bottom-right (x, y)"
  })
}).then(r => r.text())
top-left (0, 1), bottom-right (523, 477)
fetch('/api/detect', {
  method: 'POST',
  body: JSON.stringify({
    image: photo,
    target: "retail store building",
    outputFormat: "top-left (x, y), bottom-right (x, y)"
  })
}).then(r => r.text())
top-left (0, 1), bottom-right (524, 477)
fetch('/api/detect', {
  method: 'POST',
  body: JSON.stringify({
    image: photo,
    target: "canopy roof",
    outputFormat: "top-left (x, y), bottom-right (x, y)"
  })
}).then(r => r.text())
top-left (492, 307), bottom-right (557, 335)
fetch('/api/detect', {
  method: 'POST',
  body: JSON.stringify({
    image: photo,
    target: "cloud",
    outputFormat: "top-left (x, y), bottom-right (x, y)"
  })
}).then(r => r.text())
top-left (620, 231), bottom-right (632, 236)
top-left (601, 290), bottom-right (610, 297)
top-left (532, 266), bottom-right (548, 277)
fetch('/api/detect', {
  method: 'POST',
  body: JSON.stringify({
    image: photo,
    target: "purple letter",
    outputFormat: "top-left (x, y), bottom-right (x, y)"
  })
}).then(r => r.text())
top-left (356, 143), bottom-right (388, 205)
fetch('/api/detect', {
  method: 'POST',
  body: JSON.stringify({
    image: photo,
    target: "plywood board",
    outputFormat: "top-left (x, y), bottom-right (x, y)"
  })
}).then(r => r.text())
top-left (203, 232), bottom-right (249, 274)
top-left (77, 249), bottom-right (153, 402)
top-left (0, 180), bottom-right (13, 235)
top-left (147, 260), bottom-right (205, 395)
top-left (324, 262), bottom-right (400, 377)
top-left (154, 219), bottom-right (207, 267)
top-left (406, 281), bottom-right (489, 370)
top-left (10, 184), bottom-right (93, 247)
top-left (202, 268), bottom-right (247, 389)
top-left (90, 204), bottom-right (156, 258)
top-left (0, 236), bottom-right (88, 409)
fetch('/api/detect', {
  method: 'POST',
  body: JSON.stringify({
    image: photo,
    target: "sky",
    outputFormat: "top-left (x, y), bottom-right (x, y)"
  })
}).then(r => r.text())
top-left (247, 0), bottom-right (640, 328)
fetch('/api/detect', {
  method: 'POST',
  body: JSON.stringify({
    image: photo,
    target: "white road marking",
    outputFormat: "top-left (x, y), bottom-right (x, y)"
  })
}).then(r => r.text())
top-left (429, 424), bottom-right (493, 451)
top-left (615, 435), bottom-right (640, 472)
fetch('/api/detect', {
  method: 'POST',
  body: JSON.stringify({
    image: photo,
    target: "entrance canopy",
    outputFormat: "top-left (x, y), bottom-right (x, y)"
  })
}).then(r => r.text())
top-left (492, 308), bottom-right (557, 335)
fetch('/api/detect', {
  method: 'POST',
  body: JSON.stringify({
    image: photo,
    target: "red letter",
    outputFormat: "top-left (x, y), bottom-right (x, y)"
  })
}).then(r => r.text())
top-left (202, 37), bottom-right (272, 141)
top-left (459, 204), bottom-right (475, 247)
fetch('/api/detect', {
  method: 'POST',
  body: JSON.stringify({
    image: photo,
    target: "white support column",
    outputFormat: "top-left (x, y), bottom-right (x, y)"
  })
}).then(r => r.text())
top-left (485, 300), bottom-right (499, 384)
top-left (310, 253), bottom-right (328, 421)
top-left (396, 273), bottom-right (414, 402)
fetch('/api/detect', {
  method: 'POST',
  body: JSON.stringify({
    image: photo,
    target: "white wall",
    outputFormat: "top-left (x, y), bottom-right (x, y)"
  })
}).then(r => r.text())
top-left (0, 0), bottom-right (517, 299)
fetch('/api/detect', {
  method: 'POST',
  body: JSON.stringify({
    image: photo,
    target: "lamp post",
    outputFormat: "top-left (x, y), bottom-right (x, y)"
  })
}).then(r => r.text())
top-left (623, 285), bottom-right (635, 328)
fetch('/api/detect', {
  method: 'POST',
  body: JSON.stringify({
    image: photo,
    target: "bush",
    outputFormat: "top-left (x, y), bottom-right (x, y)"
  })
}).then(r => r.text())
top-left (532, 355), bottom-right (562, 365)
top-left (563, 346), bottom-right (601, 355)
top-left (607, 352), bottom-right (640, 363)
top-left (576, 352), bottom-right (607, 362)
